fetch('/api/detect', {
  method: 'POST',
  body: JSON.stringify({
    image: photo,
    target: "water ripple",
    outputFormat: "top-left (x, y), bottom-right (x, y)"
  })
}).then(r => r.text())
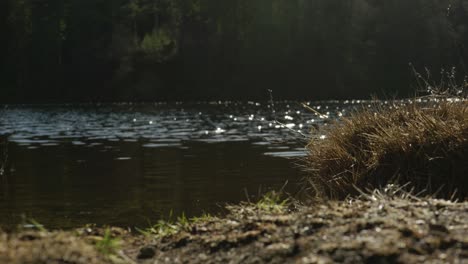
top-left (0, 101), bottom-right (368, 157)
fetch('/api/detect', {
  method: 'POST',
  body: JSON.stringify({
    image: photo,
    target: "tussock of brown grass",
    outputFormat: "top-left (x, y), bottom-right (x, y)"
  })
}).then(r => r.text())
top-left (306, 99), bottom-right (468, 199)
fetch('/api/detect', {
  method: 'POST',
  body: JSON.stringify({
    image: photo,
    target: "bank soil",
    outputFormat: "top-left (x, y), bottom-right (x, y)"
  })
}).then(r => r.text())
top-left (1, 190), bottom-right (467, 263)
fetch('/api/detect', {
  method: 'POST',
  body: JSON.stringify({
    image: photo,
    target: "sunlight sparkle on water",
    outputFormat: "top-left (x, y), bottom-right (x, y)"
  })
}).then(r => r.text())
top-left (1, 101), bottom-right (368, 159)
top-left (215, 127), bottom-right (226, 134)
top-left (115, 157), bottom-right (131, 161)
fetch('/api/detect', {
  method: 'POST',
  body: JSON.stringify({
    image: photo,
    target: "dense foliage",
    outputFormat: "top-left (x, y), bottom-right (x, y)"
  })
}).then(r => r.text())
top-left (1, 0), bottom-right (468, 102)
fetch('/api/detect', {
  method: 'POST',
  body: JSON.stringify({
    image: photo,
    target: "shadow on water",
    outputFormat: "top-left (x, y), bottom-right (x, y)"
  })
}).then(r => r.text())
top-left (0, 140), bottom-right (305, 229)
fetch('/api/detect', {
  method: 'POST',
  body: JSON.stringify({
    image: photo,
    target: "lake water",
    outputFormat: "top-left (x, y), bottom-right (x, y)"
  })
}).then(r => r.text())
top-left (0, 101), bottom-right (366, 229)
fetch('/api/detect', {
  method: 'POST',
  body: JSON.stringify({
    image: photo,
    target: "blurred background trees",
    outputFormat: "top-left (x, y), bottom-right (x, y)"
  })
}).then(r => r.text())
top-left (1, 0), bottom-right (467, 102)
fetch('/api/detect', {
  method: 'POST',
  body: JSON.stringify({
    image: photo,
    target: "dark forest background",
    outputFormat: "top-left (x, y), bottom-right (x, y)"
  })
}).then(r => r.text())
top-left (1, 0), bottom-right (468, 102)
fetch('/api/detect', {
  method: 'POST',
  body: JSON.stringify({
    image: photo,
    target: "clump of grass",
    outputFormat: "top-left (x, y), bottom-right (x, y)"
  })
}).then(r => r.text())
top-left (137, 211), bottom-right (195, 238)
top-left (150, 220), bottom-right (179, 237)
top-left (255, 191), bottom-right (290, 213)
top-left (95, 228), bottom-right (120, 255)
top-left (190, 213), bottom-right (215, 224)
top-left (306, 99), bottom-right (468, 199)
top-left (176, 213), bottom-right (190, 231)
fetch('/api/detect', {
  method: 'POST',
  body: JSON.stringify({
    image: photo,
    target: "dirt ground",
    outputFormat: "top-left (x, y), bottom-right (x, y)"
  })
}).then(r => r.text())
top-left (1, 189), bottom-right (467, 264)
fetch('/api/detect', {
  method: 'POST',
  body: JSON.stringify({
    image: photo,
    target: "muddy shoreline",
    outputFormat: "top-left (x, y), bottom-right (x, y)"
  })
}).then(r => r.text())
top-left (1, 190), bottom-right (467, 263)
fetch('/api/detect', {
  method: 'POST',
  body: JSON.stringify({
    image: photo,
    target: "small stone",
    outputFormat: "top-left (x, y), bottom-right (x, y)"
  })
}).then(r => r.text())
top-left (429, 224), bottom-right (448, 233)
top-left (138, 245), bottom-right (157, 259)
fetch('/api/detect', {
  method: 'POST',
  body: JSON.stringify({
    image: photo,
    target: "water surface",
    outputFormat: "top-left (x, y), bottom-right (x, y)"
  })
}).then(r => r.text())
top-left (0, 101), bottom-right (365, 229)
